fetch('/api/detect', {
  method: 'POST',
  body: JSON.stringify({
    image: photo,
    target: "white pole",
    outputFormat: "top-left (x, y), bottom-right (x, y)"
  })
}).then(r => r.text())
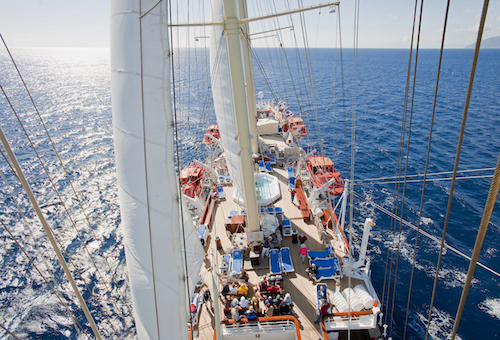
top-left (356, 218), bottom-right (374, 267)
top-left (222, 0), bottom-right (259, 232)
top-left (0, 125), bottom-right (102, 340)
top-left (340, 179), bottom-right (348, 232)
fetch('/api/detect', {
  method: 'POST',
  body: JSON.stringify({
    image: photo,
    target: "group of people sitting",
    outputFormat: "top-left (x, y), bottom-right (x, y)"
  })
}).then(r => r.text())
top-left (263, 293), bottom-right (293, 317)
top-left (221, 281), bottom-right (249, 300)
top-left (224, 296), bottom-right (261, 321)
top-left (258, 274), bottom-right (284, 296)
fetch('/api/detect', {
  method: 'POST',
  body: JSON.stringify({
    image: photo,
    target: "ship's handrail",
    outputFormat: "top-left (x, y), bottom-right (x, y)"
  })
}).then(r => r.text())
top-left (215, 315), bottom-right (301, 340)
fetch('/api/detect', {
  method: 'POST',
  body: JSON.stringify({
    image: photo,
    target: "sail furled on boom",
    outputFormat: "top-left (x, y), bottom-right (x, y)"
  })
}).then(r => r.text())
top-left (210, 0), bottom-right (247, 200)
top-left (110, 0), bottom-right (203, 339)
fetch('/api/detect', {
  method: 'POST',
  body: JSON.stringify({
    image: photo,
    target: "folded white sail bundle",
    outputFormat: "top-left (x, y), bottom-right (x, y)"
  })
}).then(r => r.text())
top-left (353, 284), bottom-right (375, 309)
top-left (342, 288), bottom-right (364, 312)
top-left (332, 291), bottom-right (350, 313)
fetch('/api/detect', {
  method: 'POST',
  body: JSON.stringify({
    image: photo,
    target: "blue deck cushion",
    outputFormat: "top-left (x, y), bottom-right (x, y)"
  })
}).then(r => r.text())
top-left (217, 185), bottom-right (225, 198)
top-left (265, 161), bottom-right (272, 173)
top-left (287, 167), bottom-right (294, 179)
top-left (258, 160), bottom-right (265, 172)
top-left (232, 249), bottom-right (242, 275)
top-left (270, 155), bottom-right (276, 165)
top-left (289, 177), bottom-right (296, 190)
top-left (197, 224), bottom-right (207, 239)
top-left (280, 247), bottom-right (294, 273)
top-left (307, 247), bottom-right (332, 260)
top-left (269, 249), bottom-right (281, 274)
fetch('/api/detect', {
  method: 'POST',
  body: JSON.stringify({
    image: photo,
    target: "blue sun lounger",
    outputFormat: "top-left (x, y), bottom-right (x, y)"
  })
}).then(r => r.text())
top-left (287, 167), bottom-right (294, 179)
top-left (307, 247), bottom-right (332, 260)
top-left (280, 247), bottom-right (294, 274)
top-left (190, 293), bottom-right (201, 327)
top-left (265, 161), bottom-right (272, 173)
top-left (269, 249), bottom-right (281, 274)
top-left (231, 249), bottom-right (242, 275)
top-left (289, 177), bottom-right (296, 190)
top-left (315, 284), bottom-right (331, 314)
top-left (310, 258), bottom-right (340, 282)
top-left (282, 219), bottom-right (292, 236)
top-left (217, 185), bottom-right (225, 199)
top-left (258, 160), bottom-right (266, 172)
top-left (270, 155), bottom-right (276, 165)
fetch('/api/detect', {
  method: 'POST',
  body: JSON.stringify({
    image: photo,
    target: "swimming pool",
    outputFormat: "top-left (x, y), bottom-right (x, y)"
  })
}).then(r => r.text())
top-left (233, 173), bottom-right (281, 206)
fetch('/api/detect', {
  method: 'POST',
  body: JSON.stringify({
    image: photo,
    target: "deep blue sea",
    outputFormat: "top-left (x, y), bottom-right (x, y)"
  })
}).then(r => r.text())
top-left (0, 47), bottom-right (499, 340)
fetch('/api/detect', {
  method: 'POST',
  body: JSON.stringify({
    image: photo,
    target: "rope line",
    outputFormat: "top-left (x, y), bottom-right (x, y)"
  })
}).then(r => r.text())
top-left (425, 0), bottom-right (490, 337)
top-left (403, 1), bottom-right (450, 336)
top-left (0, 218), bottom-right (90, 339)
top-left (351, 192), bottom-right (500, 278)
top-left (0, 323), bottom-right (21, 340)
top-left (390, 1), bottom-right (424, 333)
top-left (0, 33), bottom-right (134, 329)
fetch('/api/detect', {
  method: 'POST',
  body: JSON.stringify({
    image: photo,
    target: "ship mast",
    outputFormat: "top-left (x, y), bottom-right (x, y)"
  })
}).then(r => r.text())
top-left (221, 0), bottom-right (260, 232)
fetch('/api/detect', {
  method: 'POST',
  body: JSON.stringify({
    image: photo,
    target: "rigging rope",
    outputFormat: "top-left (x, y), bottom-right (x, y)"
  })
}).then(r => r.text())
top-left (0, 217), bottom-right (90, 339)
top-left (381, 0), bottom-right (419, 326)
top-left (351, 191), bottom-right (500, 278)
top-left (389, 1), bottom-right (424, 334)
top-left (426, 0), bottom-right (491, 337)
top-left (0, 34), bottom-right (135, 330)
top-left (0, 323), bottom-right (21, 340)
top-left (404, 2), bottom-right (454, 336)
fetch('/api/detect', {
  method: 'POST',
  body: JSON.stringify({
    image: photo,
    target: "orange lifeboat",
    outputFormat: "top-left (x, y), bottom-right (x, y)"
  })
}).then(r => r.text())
top-left (203, 123), bottom-right (220, 145)
top-left (307, 155), bottom-right (344, 196)
top-left (287, 117), bottom-right (308, 137)
top-left (180, 164), bottom-right (206, 198)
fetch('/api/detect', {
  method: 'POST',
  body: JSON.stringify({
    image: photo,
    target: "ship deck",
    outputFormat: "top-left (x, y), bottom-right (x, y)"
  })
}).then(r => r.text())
top-left (194, 140), bottom-right (373, 340)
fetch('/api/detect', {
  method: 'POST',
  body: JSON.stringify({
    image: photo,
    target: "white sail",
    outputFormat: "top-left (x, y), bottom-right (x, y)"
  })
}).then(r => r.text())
top-left (110, 0), bottom-right (204, 339)
top-left (210, 0), bottom-right (246, 200)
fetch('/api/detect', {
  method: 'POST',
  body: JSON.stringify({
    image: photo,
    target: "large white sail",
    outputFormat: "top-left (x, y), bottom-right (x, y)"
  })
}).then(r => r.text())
top-left (110, 1), bottom-right (204, 339)
top-left (210, 0), bottom-right (246, 200)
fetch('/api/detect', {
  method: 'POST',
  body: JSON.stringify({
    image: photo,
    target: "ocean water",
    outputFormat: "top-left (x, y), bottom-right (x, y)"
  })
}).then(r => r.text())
top-left (0, 46), bottom-right (499, 340)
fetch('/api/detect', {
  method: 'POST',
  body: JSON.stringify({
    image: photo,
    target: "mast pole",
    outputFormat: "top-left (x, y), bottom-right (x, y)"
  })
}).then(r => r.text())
top-left (238, 0), bottom-right (259, 154)
top-left (0, 125), bottom-right (102, 340)
top-left (222, 0), bottom-right (260, 232)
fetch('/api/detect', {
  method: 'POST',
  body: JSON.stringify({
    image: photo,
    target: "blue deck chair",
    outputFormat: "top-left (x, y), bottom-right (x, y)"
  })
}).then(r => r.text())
top-left (229, 210), bottom-right (237, 219)
top-left (280, 247), bottom-right (294, 273)
top-left (225, 174), bottom-right (232, 184)
top-left (311, 258), bottom-right (340, 282)
top-left (266, 207), bottom-right (275, 215)
top-left (289, 177), bottom-right (296, 190)
top-left (265, 161), bottom-right (272, 173)
top-left (315, 284), bottom-right (329, 314)
top-left (217, 185), bottom-right (225, 199)
top-left (287, 167), bottom-right (294, 179)
top-left (270, 155), bottom-right (276, 165)
top-left (231, 249), bottom-right (242, 275)
top-left (197, 224), bottom-right (208, 246)
top-left (269, 249), bottom-right (281, 274)
top-left (307, 247), bottom-right (332, 260)
top-left (191, 293), bottom-right (202, 327)
top-left (258, 160), bottom-right (265, 172)
top-left (282, 220), bottom-right (292, 236)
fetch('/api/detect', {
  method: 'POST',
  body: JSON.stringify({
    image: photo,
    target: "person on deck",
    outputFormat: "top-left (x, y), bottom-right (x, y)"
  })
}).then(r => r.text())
top-left (284, 293), bottom-right (294, 310)
top-left (299, 243), bottom-right (308, 263)
top-left (290, 188), bottom-right (296, 203)
top-left (279, 300), bottom-right (290, 315)
top-left (261, 236), bottom-right (272, 258)
top-left (237, 283), bottom-right (248, 297)
top-left (298, 232), bottom-right (307, 244)
top-left (245, 306), bottom-right (258, 320)
top-left (315, 299), bottom-right (330, 324)
top-left (231, 306), bottom-right (241, 322)
top-left (317, 285), bottom-right (327, 300)
top-left (240, 270), bottom-right (249, 282)
top-left (239, 296), bottom-right (249, 309)
top-left (306, 263), bottom-right (318, 280)
top-left (265, 303), bottom-right (274, 317)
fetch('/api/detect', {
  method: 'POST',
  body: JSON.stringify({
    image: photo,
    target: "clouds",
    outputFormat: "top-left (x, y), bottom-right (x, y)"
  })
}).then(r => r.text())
top-left (453, 23), bottom-right (492, 33)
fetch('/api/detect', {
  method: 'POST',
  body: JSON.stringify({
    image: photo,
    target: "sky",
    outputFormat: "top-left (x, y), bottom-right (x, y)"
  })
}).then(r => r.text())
top-left (0, 0), bottom-right (499, 49)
